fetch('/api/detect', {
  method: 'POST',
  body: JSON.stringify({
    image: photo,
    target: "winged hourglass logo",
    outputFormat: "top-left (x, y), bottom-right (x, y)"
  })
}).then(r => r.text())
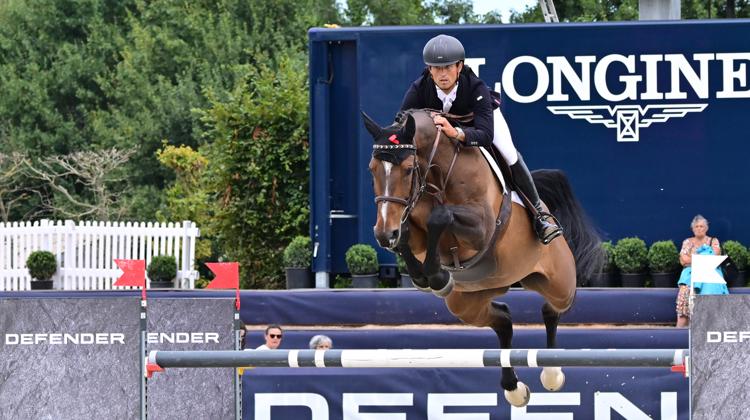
top-left (547, 104), bottom-right (708, 142)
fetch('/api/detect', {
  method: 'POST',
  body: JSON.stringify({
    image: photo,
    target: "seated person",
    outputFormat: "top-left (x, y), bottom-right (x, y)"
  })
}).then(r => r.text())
top-left (676, 215), bottom-right (728, 327)
top-left (308, 334), bottom-right (333, 350)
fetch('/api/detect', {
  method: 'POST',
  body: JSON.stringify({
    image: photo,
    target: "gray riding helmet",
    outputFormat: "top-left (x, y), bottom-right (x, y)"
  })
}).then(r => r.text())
top-left (422, 34), bottom-right (465, 66)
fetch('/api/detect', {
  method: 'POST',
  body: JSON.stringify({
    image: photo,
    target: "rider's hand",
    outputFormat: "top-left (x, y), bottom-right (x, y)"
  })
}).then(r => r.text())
top-left (432, 114), bottom-right (461, 141)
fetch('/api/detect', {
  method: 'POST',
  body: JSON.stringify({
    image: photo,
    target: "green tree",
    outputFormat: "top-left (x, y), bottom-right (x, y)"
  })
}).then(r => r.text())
top-left (199, 53), bottom-right (309, 289)
top-left (156, 144), bottom-right (213, 260)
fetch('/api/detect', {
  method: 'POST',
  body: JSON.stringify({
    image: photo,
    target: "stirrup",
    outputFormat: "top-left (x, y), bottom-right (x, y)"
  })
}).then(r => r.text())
top-left (535, 212), bottom-right (563, 245)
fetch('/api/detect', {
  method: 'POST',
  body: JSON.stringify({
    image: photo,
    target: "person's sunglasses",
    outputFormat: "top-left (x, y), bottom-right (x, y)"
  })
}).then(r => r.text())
top-left (269, 334), bottom-right (282, 339)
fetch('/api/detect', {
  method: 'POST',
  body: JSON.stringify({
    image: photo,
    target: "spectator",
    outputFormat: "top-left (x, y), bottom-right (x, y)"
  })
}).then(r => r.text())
top-left (676, 214), bottom-right (728, 327)
top-left (256, 324), bottom-right (283, 350)
top-left (309, 334), bottom-right (333, 350)
top-left (239, 321), bottom-right (247, 350)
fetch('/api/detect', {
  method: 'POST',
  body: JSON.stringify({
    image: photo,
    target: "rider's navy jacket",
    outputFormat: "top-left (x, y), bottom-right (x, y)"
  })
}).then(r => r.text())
top-left (399, 67), bottom-right (499, 148)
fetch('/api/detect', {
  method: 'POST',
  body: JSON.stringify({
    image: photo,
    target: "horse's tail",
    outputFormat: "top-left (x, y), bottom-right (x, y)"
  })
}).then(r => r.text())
top-left (532, 169), bottom-right (604, 285)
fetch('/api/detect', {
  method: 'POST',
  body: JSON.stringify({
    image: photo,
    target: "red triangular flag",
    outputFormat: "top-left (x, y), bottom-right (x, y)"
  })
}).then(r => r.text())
top-left (206, 262), bottom-right (239, 289)
top-left (114, 259), bottom-right (146, 287)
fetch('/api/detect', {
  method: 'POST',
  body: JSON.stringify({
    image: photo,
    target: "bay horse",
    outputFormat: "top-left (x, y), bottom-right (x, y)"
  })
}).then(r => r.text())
top-left (363, 109), bottom-right (602, 407)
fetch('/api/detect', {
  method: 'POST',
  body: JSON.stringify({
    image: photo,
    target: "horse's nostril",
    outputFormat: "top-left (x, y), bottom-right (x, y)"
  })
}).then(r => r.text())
top-left (390, 230), bottom-right (399, 240)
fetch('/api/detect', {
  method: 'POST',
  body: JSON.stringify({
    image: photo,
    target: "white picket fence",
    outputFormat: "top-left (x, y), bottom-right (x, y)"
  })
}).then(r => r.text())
top-left (0, 220), bottom-right (200, 291)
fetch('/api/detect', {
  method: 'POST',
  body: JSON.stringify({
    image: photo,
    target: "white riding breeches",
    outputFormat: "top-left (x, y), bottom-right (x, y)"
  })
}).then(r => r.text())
top-left (492, 108), bottom-right (518, 165)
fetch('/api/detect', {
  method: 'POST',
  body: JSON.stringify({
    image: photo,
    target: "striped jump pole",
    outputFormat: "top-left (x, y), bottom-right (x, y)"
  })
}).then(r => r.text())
top-left (146, 348), bottom-right (689, 376)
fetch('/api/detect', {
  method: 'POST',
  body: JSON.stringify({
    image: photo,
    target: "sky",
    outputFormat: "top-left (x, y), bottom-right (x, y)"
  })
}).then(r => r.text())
top-left (472, 0), bottom-right (537, 20)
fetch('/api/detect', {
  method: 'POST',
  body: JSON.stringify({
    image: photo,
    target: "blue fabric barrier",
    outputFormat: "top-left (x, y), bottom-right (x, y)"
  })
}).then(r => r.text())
top-left (242, 367), bottom-right (688, 420)
top-left (240, 288), bottom-right (750, 325)
top-left (244, 328), bottom-right (687, 350)
top-left (3, 288), bottom-right (746, 325)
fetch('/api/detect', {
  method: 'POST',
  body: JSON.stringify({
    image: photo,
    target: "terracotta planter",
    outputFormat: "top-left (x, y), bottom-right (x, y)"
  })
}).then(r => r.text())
top-left (351, 274), bottom-right (379, 288)
top-left (588, 271), bottom-right (619, 287)
top-left (650, 272), bottom-right (678, 288)
top-left (30, 280), bottom-right (53, 290)
top-left (285, 268), bottom-right (314, 289)
top-left (728, 270), bottom-right (747, 288)
top-left (620, 273), bottom-right (647, 287)
top-left (150, 280), bottom-right (174, 288)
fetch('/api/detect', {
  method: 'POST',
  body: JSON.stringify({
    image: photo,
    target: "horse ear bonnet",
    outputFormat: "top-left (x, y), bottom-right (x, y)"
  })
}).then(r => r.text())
top-left (367, 114), bottom-right (416, 165)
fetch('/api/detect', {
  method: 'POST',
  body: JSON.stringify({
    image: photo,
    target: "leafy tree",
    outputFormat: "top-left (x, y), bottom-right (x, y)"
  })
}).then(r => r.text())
top-left (199, 53), bottom-right (309, 289)
top-left (156, 144), bottom-right (213, 260)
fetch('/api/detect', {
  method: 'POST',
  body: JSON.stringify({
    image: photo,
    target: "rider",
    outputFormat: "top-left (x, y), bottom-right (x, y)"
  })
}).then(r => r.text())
top-left (399, 34), bottom-right (562, 244)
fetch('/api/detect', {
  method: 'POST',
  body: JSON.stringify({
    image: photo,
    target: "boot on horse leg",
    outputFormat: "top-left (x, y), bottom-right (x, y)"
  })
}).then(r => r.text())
top-left (422, 205), bottom-right (454, 297)
top-left (539, 302), bottom-right (566, 391)
top-left (490, 301), bottom-right (530, 407)
top-left (395, 223), bottom-right (431, 293)
top-left (510, 154), bottom-right (563, 245)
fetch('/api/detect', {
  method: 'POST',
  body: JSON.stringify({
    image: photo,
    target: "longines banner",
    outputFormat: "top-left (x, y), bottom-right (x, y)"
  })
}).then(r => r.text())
top-left (0, 297), bottom-right (236, 419)
top-left (0, 298), bottom-right (141, 419)
top-left (691, 295), bottom-right (750, 419)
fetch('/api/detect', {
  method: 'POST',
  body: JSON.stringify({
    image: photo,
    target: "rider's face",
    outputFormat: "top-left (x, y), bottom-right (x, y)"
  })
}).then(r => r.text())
top-left (429, 62), bottom-right (462, 94)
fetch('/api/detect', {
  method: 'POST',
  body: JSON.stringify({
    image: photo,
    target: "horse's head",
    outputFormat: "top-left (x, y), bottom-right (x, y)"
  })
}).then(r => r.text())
top-left (362, 111), bottom-right (417, 249)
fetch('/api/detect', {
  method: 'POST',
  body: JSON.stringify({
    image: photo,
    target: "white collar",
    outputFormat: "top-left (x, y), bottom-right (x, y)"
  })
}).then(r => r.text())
top-left (436, 82), bottom-right (458, 113)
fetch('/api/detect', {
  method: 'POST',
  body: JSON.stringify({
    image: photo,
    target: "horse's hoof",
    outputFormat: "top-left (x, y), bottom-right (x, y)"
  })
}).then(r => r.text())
top-left (504, 381), bottom-right (530, 407)
top-left (431, 276), bottom-right (454, 298)
top-left (540, 367), bottom-right (565, 391)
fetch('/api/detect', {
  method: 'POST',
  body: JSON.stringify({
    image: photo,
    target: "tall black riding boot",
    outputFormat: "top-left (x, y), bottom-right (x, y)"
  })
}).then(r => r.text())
top-left (510, 154), bottom-right (563, 244)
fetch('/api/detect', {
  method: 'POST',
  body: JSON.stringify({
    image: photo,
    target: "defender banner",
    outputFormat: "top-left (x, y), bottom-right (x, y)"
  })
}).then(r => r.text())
top-left (691, 295), bottom-right (750, 419)
top-left (0, 298), bottom-right (141, 419)
top-left (146, 297), bottom-right (236, 419)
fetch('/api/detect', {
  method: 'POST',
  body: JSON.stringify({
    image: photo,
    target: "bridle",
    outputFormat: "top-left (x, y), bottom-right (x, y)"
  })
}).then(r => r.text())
top-left (372, 119), bottom-right (461, 251)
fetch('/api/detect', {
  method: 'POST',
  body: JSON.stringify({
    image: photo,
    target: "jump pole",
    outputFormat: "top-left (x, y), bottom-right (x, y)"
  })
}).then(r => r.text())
top-left (147, 348), bottom-right (688, 374)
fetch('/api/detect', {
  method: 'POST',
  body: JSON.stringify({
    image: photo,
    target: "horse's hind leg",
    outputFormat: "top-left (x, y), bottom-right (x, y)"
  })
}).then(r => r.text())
top-left (539, 302), bottom-right (565, 391)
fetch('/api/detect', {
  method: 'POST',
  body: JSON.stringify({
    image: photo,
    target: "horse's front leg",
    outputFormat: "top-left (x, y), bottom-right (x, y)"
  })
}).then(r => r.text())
top-left (446, 292), bottom-right (531, 408)
top-left (422, 205), bottom-right (487, 294)
top-left (490, 301), bottom-right (531, 407)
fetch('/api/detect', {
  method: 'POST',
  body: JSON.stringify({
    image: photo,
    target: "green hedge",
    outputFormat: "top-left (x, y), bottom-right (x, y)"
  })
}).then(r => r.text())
top-left (26, 251), bottom-right (57, 281)
top-left (148, 255), bottom-right (177, 283)
top-left (283, 236), bottom-right (312, 268)
top-left (345, 244), bottom-right (379, 275)
top-left (613, 237), bottom-right (648, 274)
top-left (648, 240), bottom-right (680, 273)
top-left (723, 240), bottom-right (749, 271)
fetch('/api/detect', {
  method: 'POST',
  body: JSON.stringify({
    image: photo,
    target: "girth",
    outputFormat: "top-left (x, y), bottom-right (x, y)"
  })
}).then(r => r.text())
top-left (443, 187), bottom-right (513, 280)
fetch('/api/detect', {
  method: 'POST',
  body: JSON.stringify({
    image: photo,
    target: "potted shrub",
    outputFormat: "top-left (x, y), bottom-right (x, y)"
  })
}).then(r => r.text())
top-left (345, 244), bottom-right (379, 288)
top-left (722, 240), bottom-right (748, 287)
top-left (396, 254), bottom-right (413, 288)
top-left (612, 237), bottom-right (648, 287)
top-left (26, 250), bottom-right (57, 290)
top-left (282, 236), bottom-right (314, 289)
top-left (588, 241), bottom-right (618, 287)
top-left (147, 255), bottom-right (177, 288)
top-left (648, 240), bottom-right (680, 288)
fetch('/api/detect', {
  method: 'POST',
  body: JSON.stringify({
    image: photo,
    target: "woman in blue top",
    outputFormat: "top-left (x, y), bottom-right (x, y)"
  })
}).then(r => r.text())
top-left (675, 214), bottom-right (728, 327)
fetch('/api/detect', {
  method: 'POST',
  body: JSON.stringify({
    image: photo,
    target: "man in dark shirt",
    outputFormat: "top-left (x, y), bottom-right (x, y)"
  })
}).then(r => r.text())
top-left (400, 34), bottom-right (562, 244)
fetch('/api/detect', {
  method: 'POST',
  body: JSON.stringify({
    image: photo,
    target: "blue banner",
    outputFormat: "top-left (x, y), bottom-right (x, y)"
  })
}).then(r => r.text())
top-left (243, 367), bottom-right (688, 419)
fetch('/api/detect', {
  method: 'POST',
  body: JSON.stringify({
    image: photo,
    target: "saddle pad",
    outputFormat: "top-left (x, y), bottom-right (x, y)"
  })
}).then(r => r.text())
top-left (478, 147), bottom-right (524, 208)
